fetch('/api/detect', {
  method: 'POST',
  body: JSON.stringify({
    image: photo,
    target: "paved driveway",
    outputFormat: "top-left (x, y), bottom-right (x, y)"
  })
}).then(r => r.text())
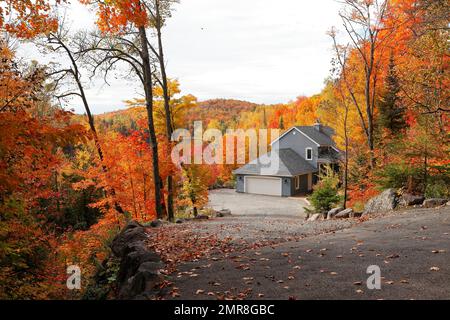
top-left (207, 189), bottom-right (308, 218)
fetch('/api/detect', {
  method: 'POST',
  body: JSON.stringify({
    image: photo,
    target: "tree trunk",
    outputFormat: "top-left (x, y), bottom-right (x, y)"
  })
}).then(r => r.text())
top-left (343, 104), bottom-right (349, 209)
top-left (155, 1), bottom-right (175, 222)
top-left (138, 26), bottom-right (165, 219)
top-left (57, 36), bottom-right (125, 215)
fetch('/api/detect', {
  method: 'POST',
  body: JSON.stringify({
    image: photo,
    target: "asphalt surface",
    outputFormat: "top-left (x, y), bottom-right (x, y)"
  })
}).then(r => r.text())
top-left (208, 189), bottom-right (308, 217)
top-left (167, 206), bottom-right (450, 300)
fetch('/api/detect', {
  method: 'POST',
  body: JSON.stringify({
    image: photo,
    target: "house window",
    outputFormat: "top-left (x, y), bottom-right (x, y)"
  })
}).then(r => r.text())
top-left (306, 148), bottom-right (313, 160)
top-left (295, 176), bottom-right (300, 189)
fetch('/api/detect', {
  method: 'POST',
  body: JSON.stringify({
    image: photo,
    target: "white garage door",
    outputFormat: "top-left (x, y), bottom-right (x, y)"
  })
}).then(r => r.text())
top-left (245, 176), bottom-right (282, 196)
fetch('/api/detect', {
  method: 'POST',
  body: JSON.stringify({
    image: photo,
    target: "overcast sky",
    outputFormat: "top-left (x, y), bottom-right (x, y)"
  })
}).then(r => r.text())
top-left (19, 0), bottom-right (346, 114)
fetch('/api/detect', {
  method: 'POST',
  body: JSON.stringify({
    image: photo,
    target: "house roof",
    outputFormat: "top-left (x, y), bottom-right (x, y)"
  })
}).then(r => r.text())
top-left (270, 125), bottom-right (337, 147)
top-left (233, 148), bottom-right (317, 177)
top-left (295, 126), bottom-right (336, 146)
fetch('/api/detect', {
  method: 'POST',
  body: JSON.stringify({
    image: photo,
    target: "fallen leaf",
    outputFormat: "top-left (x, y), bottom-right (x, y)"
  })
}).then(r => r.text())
top-left (430, 267), bottom-right (440, 271)
top-left (400, 280), bottom-right (409, 284)
top-left (196, 289), bottom-right (205, 295)
top-left (353, 281), bottom-right (362, 286)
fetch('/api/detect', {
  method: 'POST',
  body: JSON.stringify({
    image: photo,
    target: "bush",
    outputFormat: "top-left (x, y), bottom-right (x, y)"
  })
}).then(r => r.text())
top-left (375, 162), bottom-right (422, 191)
top-left (425, 180), bottom-right (450, 199)
top-left (309, 166), bottom-right (342, 212)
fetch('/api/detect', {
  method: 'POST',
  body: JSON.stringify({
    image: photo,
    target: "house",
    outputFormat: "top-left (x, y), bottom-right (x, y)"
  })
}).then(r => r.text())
top-left (233, 122), bottom-right (341, 197)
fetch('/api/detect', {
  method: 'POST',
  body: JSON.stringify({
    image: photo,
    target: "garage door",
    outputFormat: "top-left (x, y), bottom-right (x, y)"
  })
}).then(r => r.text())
top-left (245, 176), bottom-right (282, 196)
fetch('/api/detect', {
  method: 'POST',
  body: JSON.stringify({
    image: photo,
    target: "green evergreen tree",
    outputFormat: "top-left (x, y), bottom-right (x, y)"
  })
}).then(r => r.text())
top-left (379, 55), bottom-right (407, 134)
top-left (279, 115), bottom-right (285, 129)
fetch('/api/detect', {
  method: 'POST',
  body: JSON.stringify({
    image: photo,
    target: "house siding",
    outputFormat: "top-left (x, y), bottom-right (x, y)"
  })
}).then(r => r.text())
top-left (236, 175), bottom-right (245, 193)
top-left (281, 177), bottom-right (291, 197)
top-left (272, 129), bottom-right (319, 168)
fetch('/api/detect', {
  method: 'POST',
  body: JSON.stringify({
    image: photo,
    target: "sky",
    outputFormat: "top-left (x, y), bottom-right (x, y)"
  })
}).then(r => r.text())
top-left (19, 0), bottom-right (347, 114)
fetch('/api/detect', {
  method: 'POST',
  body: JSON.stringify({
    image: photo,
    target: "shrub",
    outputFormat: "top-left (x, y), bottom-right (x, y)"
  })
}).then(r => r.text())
top-left (309, 166), bottom-right (342, 212)
top-left (425, 180), bottom-right (450, 199)
top-left (375, 162), bottom-right (422, 191)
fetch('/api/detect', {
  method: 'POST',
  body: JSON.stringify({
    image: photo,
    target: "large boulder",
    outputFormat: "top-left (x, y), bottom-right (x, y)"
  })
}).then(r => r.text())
top-left (119, 263), bottom-right (164, 299)
top-left (399, 193), bottom-right (425, 207)
top-left (215, 209), bottom-right (232, 217)
top-left (363, 189), bottom-right (398, 216)
top-left (327, 207), bottom-right (344, 220)
top-left (110, 221), bottom-right (165, 300)
top-left (307, 213), bottom-right (320, 222)
top-left (335, 208), bottom-right (353, 219)
top-left (194, 214), bottom-right (209, 220)
top-left (111, 221), bottom-right (148, 257)
top-left (149, 219), bottom-right (164, 228)
top-left (423, 198), bottom-right (447, 208)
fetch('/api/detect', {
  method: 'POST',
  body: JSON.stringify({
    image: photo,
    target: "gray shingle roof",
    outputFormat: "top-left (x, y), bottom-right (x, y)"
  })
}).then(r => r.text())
top-left (233, 148), bottom-right (317, 177)
top-left (295, 126), bottom-right (335, 146)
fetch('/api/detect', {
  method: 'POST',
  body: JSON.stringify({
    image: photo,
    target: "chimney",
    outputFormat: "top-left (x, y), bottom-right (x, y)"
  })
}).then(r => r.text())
top-left (313, 119), bottom-right (322, 132)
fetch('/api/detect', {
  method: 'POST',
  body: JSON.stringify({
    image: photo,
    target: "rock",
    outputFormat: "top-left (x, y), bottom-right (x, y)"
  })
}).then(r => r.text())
top-left (327, 207), bottom-right (344, 220)
top-left (447, 201), bottom-right (450, 207)
top-left (119, 268), bottom-right (163, 299)
top-left (335, 208), bottom-right (353, 219)
top-left (194, 214), bottom-right (209, 220)
top-left (215, 209), bottom-right (232, 217)
top-left (117, 246), bottom-right (161, 285)
top-left (149, 219), bottom-right (163, 228)
top-left (423, 198), bottom-right (448, 208)
top-left (307, 213), bottom-right (320, 222)
top-left (351, 211), bottom-right (363, 218)
top-left (175, 218), bottom-right (184, 224)
top-left (399, 193), bottom-right (425, 207)
top-left (363, 188), bottom-right (398, 216)
top-left (111, 221), bottom-right (148, 257)
top-left (109, 220), bottom-right (165, 300)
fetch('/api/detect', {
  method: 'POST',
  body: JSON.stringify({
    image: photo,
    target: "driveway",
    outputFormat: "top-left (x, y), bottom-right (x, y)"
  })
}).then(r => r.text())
top-left (164, 206), bottom-right (450, 300)
top-left (207, 189), bottom-right (308, 218)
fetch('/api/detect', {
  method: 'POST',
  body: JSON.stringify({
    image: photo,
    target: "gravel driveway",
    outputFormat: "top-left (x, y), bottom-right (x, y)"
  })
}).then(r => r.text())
top-left (166, 206), bottom-right (450, 300)
top-left (208, 189), bottom-right (308, 218)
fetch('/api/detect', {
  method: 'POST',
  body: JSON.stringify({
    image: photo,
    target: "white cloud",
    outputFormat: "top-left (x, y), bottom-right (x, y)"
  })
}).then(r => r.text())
top-left (18, 0), bottom-right (346, 114)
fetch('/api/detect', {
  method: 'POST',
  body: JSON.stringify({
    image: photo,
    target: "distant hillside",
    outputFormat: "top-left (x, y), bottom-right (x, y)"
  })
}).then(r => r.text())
top-left (78, 99), bottom-right (262, 135)
top-left (185, 99), bottom-right (259, 128)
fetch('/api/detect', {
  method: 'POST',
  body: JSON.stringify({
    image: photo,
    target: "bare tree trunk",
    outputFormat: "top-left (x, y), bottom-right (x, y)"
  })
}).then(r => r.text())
top-left (343, 103), bottom-right (349, 209)
top-left (138, 26), bottom-right (165, 219)
top-left (155, 0), bottom-right (175, 221)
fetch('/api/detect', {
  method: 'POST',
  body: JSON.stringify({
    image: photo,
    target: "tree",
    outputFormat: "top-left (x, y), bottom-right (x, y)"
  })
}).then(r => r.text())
top-left (180, 164), bottom-right (209, 217)
top-left (79, 0), bottom-right (167, 218)
top-left (0, 42), bottom-right (87, 298)
top-left (379, 55), bottom-right (407, 134)
top-left (0, 0), bottom-right (65, 39)
top-left (40, 24), bottom-right (126, 215)
top-left (309, 166), bottom-right (342, 213)
top-left (150, 0), bottom-right (180, 221)
top-left (334, 0), bottom-right (390, 168)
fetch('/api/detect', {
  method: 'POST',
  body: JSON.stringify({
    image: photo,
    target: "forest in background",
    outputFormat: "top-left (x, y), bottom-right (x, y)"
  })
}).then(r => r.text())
top-left (0, 0), bottom-right (448, 299)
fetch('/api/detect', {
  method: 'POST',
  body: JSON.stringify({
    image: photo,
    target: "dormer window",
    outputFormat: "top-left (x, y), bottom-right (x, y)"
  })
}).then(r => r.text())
top-left (306, 147), bottom-right (313, 160)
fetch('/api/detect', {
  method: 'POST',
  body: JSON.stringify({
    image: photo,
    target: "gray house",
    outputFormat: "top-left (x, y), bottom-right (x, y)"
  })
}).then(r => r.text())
top-left (233, 122), bottom-right (340, 197)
